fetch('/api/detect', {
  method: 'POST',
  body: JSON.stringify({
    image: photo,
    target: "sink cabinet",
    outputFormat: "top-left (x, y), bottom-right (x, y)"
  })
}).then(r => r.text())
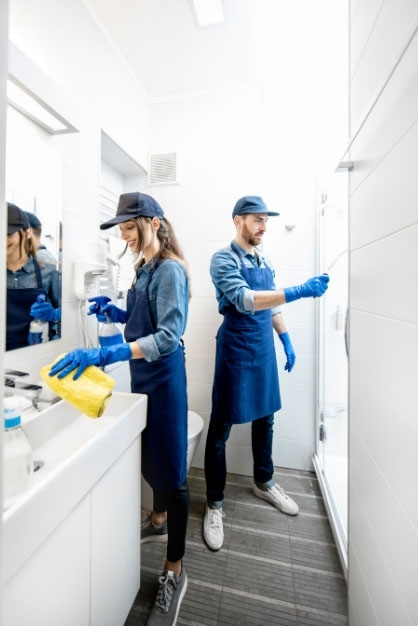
top-left (3, 392), bottom-right (147, 626)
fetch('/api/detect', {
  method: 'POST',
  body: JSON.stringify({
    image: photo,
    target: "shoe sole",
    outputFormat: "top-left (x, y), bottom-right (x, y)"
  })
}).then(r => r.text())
top-left (141, 533), bottom-right (168, 544)
top-left (253, 488), bottom-right (299, 516)
top-left (172, 572), bottom-right (188, 626)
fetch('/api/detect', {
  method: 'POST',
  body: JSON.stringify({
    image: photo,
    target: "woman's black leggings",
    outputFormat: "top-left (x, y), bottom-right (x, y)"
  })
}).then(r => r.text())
top-left (153, 479), bottom-right (189, 563)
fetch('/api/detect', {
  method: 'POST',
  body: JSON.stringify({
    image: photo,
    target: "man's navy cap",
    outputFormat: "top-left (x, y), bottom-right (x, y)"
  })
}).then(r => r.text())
top-left (100, 192), bottom-right (164, 230)
top-left (7, 203), bottom-right (30, 235)
top-left (232, 196), bottom-right (280, 218)
top-left (25, 211), bottom-right (42, 230)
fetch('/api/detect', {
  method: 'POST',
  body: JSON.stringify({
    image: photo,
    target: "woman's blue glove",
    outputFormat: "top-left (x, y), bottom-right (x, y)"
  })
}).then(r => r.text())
top-left (278, 332), bottom-right (296, 372)
top-left (30, 301), bottom-right (61, 322)
top-left (284, 274), bottom-right (329, 303)
top-left (49, 343), bottom-right (132, 380)
top-left (88, 296), bottom-right (128, 323)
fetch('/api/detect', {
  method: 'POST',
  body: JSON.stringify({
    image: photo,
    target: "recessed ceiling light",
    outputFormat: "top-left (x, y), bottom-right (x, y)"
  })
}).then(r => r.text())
top-left (191, 0), bottom-right (225, 27)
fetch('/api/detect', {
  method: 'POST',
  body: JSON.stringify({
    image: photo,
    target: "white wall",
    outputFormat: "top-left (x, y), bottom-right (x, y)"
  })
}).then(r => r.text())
top-left (348, 1), bottom-right (418, 624)
top-left (5, 0), bottom-right (149, 381)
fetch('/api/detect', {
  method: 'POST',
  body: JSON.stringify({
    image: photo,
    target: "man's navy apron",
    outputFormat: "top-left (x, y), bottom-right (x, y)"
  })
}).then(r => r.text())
top-left (6, 258), bottom-right (46, 350)
top-left (125, 261), bottom-right (188, 492)
top-left (211, 242), bottom-right (281, 424)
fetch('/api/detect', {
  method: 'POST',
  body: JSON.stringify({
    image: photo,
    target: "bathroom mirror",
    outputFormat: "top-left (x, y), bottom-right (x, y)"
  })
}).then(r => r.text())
top-left (5, 104), bottom-right (63, 351)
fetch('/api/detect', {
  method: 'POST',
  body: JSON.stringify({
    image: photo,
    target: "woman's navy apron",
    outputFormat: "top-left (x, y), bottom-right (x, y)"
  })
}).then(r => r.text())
top-left (211, 242), bottom-right (281, 424)
top-left (6, 258), bottom-right (46, 350)
top-left (125, 261), bottom-right (188, 492)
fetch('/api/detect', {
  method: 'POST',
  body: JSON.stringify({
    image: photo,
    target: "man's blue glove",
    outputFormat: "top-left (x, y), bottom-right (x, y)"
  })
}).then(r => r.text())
top-left (88, 296), bottom-right (128, 323)
top-left (279, 332), bottom-right (296, 372)
top-left (284, 274), bottom-right (329, 303)
top-left (30, 301), bottom-right (61, 322)
top-left (49, 343), bottom-right (132, 380)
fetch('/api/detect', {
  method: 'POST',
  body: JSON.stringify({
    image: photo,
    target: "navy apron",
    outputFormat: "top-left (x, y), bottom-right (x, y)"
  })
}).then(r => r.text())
top-left (211, 242), bottom-right (281, 424)
top-left (125, 261), bottom-right (188, 492)
top-left (6, 258), bottom-right (46, 351)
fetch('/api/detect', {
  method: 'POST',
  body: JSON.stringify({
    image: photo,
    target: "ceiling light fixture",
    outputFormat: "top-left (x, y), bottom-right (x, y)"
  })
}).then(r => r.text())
top-left (191, 0), bottom-right (225, 27)
top-left (7, 79), bottom-right (72, 134)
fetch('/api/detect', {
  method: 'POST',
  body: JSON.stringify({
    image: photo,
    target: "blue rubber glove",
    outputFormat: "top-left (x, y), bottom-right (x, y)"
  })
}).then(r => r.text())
top-left (30, 301), bottom-right (61, 322)
top-left (88, 297), bottom-right (128, 324)
top-left (87, 296), bottom-right (111, 322)
top-left (284, 274), bottom-right (329, 303)
top-left (49, 343), bottom-right (132, 380)
top-left (100, 303), bottom-right (128, 324)
top-left (279, 332), bottom-right (296, 372)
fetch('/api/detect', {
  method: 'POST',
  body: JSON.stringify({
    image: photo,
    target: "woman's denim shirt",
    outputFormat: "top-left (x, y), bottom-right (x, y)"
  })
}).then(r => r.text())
top-left (7, 256), bottom-right (60, 308)
top-left (134, 258), bottom-right (189, 362)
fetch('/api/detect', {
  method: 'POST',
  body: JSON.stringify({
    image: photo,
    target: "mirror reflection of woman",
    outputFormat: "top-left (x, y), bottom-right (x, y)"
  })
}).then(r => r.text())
top-left (49, 192), bottom-right (190, 625)
top-left (6, 203), bottom-right (60, 350)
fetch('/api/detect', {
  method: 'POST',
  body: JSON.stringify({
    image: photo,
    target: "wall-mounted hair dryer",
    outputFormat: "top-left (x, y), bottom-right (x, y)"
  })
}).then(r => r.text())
top-left (74, 243), bottom-right (107, 300)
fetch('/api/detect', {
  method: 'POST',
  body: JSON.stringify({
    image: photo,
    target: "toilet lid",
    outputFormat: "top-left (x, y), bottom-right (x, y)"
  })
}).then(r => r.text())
top-left (188, 411), bottom-right (204, 438)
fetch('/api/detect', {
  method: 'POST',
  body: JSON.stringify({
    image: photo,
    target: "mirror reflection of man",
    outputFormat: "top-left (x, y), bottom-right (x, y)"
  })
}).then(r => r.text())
top-left (203, 196), bottom-right (330, 551)
top-left (6, 203), bottom-right (60, 350)
top-left (25, 211), bottom-right (57, 266)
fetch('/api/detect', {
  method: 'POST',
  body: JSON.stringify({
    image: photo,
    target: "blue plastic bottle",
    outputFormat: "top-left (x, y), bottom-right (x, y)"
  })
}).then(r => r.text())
top-left (28, 295), bottom-right (49, 345)
top-left (98, 314), bottom-right (123, 347)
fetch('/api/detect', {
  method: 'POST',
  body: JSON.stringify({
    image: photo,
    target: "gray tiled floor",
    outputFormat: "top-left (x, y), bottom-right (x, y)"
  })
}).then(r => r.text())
top-left (124, 467), bottom-right (348, 626)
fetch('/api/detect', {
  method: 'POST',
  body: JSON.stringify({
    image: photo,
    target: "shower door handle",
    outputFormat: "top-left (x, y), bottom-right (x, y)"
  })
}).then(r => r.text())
top-left (344, 307), bottom-right (349, 357)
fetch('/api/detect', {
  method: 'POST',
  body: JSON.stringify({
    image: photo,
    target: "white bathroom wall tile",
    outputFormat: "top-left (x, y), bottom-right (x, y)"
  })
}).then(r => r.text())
top-left (188, 297), bottom-right (223, 328)
top-left (350, 0), bottom-right (385, 80)
top-left (62, 168), bottom-right (99, 221)
top-left (274, 410), bottom-right (316, 445)
top-left (184, 325), bottom-right (216, 356)
top-left (350, 25), bottom-right (418, 193)
top-left (279, 382), bottom-right (315, 414)
top-left (53, 131), bottom-right (100, 182)
top-left (272, 438), bottom-right (314, 472)
top-left (350, 0), bottom-right (418, 131)
top-left (189, 268), bottom-right (217, 298)
top-left (278, 326), bottom-right (317, 356)
top-left (275, 353), bottom-right (315, 387)
top-left (350, 311), bottom-right (418, 427)
top-left (278, 297), bottom-right (317, 329)
top-left (182, 240), bottom-right (227, 270)
top-left (61, 257), bottom-right (75, 304)
top-left (351, 120), bottom-right (418, 251)
top-left (351, 225), bottom-right (418, 323)
top-left (187, 382), bottom-right (213, 414)
top-left (351, 368), bottom-right (418, 525)
top-left (350, 431), bottom-right (418, 624)
top-left (226, 443), bottom-right (253, 477)
top-left (228, 422), bottom-right (252, 446)
top-left (185, 354), bottom-right (215, 385)
top-left (62, 213), bottom-right (101, 261)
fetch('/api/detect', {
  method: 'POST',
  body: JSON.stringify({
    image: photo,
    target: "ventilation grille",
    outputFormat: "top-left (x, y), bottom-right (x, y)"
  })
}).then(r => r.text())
top-left (148, 152), bottom-right (179, 185)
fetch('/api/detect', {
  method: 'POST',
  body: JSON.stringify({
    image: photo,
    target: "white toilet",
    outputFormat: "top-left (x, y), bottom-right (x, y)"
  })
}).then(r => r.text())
top-left (141, 410), bottom-right (204, 511)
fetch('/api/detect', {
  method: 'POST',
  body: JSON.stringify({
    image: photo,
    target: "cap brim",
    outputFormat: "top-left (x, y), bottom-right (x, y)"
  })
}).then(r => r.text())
top-left (100, 213), bottom-right (137, 230)
top-left (266, 211), bottom-right (280, 216)
top-left (7, 225), bottom-right (22, 235)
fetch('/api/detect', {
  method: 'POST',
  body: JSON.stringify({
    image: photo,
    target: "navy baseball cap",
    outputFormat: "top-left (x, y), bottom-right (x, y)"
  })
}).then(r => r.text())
top-left (25, 211), bottom-right (42, 230)
top-left (100, 192), bottom-right (165, 230)
top-left (7, 203), bottom-right (30, 235)
top-left (232, 196), bottom-right (280, 218)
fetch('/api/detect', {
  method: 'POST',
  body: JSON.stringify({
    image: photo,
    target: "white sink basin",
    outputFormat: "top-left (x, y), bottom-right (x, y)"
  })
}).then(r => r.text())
top-left (3, 391), bottom-right (147, 584)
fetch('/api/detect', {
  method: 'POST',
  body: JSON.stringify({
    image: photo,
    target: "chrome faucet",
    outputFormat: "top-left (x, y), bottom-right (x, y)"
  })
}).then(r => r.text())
top-left (4, 373), bottom-right (43, 409)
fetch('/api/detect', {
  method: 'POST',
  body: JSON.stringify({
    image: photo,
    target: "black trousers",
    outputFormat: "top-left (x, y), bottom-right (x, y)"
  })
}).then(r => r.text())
top-left (153, 479), bottom-right (189, 563)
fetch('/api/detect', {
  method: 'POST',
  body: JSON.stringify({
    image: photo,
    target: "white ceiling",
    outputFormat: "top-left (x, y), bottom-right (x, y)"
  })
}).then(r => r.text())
top-left (86, 0), bottom-right (261, 100)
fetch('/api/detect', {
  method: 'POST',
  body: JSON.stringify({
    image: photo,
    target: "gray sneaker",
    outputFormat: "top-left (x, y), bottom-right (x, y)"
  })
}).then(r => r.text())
top-left (141, 513), bottom-right (168, 543)
top-left (146, 568), bottom-right (188, 626)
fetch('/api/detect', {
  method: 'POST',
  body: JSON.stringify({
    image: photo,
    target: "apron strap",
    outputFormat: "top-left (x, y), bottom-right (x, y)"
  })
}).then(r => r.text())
top-left (33, 258), bottom-right (43, 288)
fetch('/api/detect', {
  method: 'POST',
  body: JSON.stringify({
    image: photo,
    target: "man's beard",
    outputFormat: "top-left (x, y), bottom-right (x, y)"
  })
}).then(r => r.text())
top-left (242, 224), bottom-right (262, 246)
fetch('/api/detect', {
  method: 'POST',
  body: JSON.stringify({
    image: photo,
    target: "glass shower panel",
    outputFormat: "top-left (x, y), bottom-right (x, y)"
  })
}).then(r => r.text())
top-left (316, 172), bottom-right (348, 573)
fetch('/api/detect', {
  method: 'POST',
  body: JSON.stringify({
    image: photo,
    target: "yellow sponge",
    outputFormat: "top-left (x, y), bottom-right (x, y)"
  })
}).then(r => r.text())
top-left (40, 354), bottom-right (116, 418)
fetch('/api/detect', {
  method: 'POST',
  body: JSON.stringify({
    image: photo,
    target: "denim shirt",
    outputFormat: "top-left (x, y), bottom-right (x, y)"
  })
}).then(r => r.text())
top-left (210, 241), bottom-right (281, 316)
top-left (134, 258), bottom-right (189, 362)
top-left (7, 256), bottom-right (60, 308)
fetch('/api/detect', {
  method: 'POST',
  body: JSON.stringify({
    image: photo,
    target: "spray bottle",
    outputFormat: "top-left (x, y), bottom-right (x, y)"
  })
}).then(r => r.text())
top-left (28, 294), bottom-right (49, 345)
top-left (98, 312), bottom-right (123, 347)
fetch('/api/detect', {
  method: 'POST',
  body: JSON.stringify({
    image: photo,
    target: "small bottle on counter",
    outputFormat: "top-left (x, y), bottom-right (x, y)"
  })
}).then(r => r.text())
top-left (28, 294), bottom-right (49, 345)
top-left (3, 397), bottom-right (33, 510)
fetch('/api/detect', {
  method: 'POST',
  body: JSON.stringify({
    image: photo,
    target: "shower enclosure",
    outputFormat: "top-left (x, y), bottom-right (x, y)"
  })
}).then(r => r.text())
top-left (313, 172), bottom-right (349, 577)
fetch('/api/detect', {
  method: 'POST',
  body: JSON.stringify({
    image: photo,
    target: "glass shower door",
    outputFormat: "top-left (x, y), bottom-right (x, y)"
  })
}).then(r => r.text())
top-left (315, 172), bottom-right (348, 576)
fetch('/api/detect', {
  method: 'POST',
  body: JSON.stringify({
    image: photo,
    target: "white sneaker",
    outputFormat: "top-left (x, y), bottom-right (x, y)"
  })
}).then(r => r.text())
top-left (253, 483), bottom-right (299, 515)
top-left (203, 506), bottom-right (225, 551)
